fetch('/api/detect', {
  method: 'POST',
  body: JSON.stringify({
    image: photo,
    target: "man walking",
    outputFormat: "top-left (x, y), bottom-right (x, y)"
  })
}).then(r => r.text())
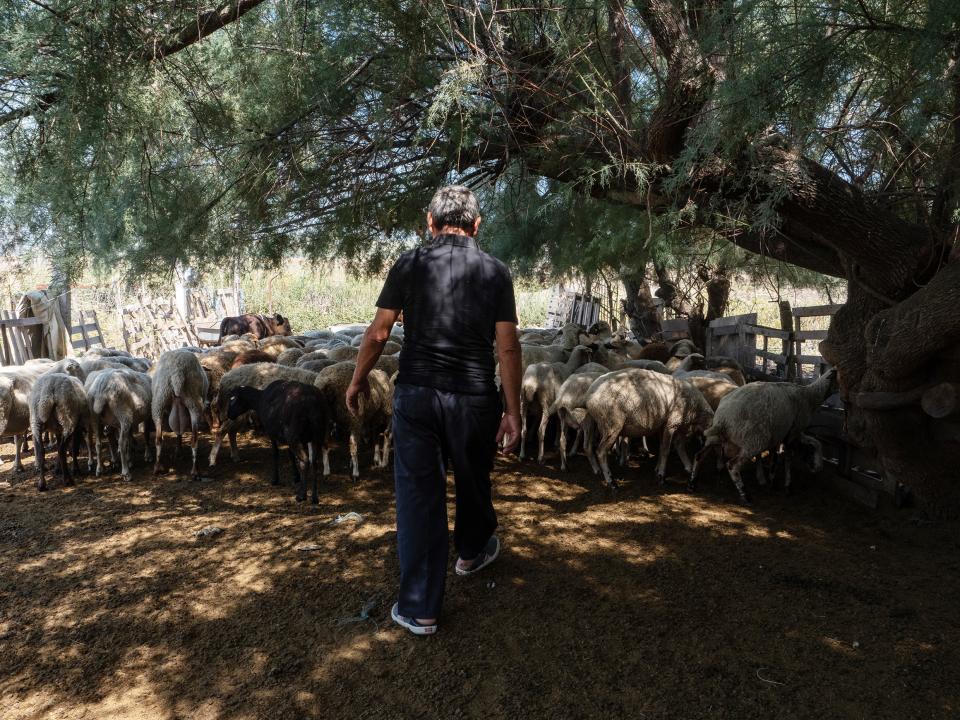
top-left (346, 185), bottom-right (522, 636)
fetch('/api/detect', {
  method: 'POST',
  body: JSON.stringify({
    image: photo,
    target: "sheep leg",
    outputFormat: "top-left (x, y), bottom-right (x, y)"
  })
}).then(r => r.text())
top-left (12, 434), bottom-right (24, 473)
top-left (689, 443), bottom-right (715, 491)
top-left (119, 422), bottom-right (133, 482)
top-left (583, 420), bottom-right (600, 475)
top-left (208, 416), bottom-right (242, 467)
top-left (782, 449), bottom-right (792, 493)
top-left (84, 427), bottom-right (94, 474)
top-left (536, 409), bottom-right (549, 464)
top-left (93, 418), bottom-right (103, 477)
top-left (70, 431), bottom-right (83, 478)
top-left (58, 431), bottom-right (72, 486)
top-left (559, 425), bottom-right (568, 471)
top-left (726, 455), bottom-right (751, 503)
top-left (34, 425), bottom-right (46, 492)
top-left (674, 434), bottom-right (694, 475)
top-left (349, 432), bottom-right (359, 480)
top-left (518, 400), bottom-right (529, 460)
top-left (143, 424), bottom-right (153, 463)
top-left (189, 407), bottom-right (201, 481)
top-left (655, 427), bottom-right (676, 485)
top-left (270, 440), bottom-right (281, 485)
top-left (755, 458), bottom-right (767, 486)
top-left (372, 441), bottom-right (381, 467)
top-left (308, 442), bottom-right (319, 504)
top-left (595, 427), bottom-right (621, 488)
top-left (293, 445), bottom-right (310, 502)
top-left (153, 409), bottom-right (164, 475)
top-left (322, 445), bottom-right (331, 477)
top-left (799, 433), bottom-right (823, 474)
top-left (570, 427), bottom-right (581, 457)
top-left (618, 438), bottom-right (630, 467)
top-left (380, 430), bottom-right (393, 468)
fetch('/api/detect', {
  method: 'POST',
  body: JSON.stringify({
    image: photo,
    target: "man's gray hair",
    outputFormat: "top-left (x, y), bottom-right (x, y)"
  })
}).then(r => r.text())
top-left (428, 185), bottom-right (481, 232)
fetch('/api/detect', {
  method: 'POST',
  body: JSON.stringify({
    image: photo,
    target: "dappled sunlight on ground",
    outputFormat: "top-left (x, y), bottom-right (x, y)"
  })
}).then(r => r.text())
top-left (1, 432), bottom-right (959, 719)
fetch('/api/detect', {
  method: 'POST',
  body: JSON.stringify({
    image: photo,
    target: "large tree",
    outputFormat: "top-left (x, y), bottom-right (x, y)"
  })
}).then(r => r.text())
top-left (2, 0), bottom-right (959, 512)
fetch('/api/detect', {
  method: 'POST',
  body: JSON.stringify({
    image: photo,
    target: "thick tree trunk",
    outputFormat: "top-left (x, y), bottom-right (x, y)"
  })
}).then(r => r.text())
top-left (705, 268), bottom-right (730, 322)
top-left (620, 266), bottom-right (660, 340)
top-left (821, 254), bottom-right (960, 516)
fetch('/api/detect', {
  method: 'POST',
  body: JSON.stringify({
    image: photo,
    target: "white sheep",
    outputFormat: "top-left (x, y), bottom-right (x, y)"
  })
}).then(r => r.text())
top-left (615, 359), bottom-right (671, 374)
top-left (692, 370), bottom-right (837, 502)
top-left (519, 323), bottom-right (585, 371)
top-left (0, 363), bottom-right (53, 471)
top-left (582, 368), bottom-right (714, 488)
top-left (313, 361), bottom-right (392, 479)
top-left (549, 369), bottom-right (606, 470)
top-left (41, 358), bottom-right (86, 380)
top-left (29, 372), bottom-right (92, 491)
top-left (276, 347), bottom-right (305, 366)
top-left (208, 363), bottom-right (319, 467)
top-left (151, 350), bottom-right (208, 480)
top-left (672, 371), bottom-right (738, 410)
top-left (519, 345), bottom-right (593, 462)
top-left (86, 368), bottom-right (153, 481)
top-left (295, 349), bottom-right (329, 366)
top-left (326, 345), bottom-right (360, 362)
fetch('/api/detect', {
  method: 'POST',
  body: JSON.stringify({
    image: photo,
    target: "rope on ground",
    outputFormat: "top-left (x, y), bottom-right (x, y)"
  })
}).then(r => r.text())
top-left (756, 668), bottom-right (786, 686)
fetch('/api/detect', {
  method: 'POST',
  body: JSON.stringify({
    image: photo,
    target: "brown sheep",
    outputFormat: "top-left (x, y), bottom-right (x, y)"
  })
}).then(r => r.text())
top-left (637, 342), bottom-right (671, 362)
top-left (232, 350), bottom-right (277, 369)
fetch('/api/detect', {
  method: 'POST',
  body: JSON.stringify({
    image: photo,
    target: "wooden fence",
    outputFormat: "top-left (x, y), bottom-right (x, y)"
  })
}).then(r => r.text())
top-left (0, 313), bottom-right (43, 366)
top-left (704, 305), bottom-right (896, 509)
top-left (792, 304), bottom-right (841, 380)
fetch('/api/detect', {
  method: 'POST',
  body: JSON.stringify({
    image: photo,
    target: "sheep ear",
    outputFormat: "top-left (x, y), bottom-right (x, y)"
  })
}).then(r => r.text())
top-left (275, 313), bottom-right (285, 323)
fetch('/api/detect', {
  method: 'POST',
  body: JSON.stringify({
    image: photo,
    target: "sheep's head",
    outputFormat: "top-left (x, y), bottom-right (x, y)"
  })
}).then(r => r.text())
top-left (226, 386), bottom-right (257, 420)
top-left (570, 344), bottom-right (593, 365)
top-left (274, 313), bottom-right (293, 336)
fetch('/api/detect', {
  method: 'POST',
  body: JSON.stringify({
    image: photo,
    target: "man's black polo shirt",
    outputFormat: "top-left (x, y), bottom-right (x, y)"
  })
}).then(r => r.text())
top-left (376, 233), bottom-right (518, 395)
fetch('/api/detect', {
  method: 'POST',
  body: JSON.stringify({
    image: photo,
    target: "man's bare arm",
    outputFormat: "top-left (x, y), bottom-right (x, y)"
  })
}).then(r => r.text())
top-left (495, 321), bottom-right (522, 451)
top-left (495, 322), bottom-right (521, 416)
top-left (346, 307), bottom-right (400, 415)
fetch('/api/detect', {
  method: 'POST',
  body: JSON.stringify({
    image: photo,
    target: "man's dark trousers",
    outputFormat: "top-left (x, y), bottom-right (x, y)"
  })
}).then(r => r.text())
top-left (393, 383), bottom-right (502, 619)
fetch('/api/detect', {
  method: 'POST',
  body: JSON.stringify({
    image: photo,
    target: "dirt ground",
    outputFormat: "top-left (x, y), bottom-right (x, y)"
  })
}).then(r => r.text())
top-left (1, 433), bottom-right (959, 720)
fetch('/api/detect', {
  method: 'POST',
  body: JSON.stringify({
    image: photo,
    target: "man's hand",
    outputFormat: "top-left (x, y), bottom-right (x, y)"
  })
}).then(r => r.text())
top-left (496, 412), bottom-right (521, 453)
top-left (345, 377), bottom-right (370, 417)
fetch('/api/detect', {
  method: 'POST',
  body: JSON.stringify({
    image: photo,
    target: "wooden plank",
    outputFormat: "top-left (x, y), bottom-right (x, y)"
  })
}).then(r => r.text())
top-left (797, 354), bottom-right (827, 364)
top-left (0, 317), bottom-right (44, 327)
top-left (755, 350), bottom-right (787, 363)
top-left (825, 468), bottom-right (880, 509)
top-left (794, 329), bottom-right (828, 341)
top-left (744, 324), bottom-right (792, 340)
top-left (0, 310), bottom-right (15, 366)
top-left (792, 304), bottom-right (843, 318)
top-left (78, 314), bottom-right (91, 350)
top-left (708, 325), bottom-right (742, 336)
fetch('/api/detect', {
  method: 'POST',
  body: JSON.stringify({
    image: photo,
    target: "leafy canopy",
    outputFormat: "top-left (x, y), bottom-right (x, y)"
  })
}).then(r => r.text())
top-left (0, 1), bottom-right (956, 282)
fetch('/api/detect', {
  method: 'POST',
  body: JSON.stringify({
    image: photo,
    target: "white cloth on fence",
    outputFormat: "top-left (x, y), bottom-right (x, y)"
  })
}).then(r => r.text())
top-left (18, 290), bottom-right (71, 360)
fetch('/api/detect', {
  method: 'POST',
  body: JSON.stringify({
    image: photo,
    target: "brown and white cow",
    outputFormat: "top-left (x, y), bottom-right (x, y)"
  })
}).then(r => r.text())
top-left (218, 313), bottom-right (292, 342)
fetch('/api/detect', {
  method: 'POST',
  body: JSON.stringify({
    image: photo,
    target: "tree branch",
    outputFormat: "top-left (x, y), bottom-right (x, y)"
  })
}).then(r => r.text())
top-left (141, 0), bottom-right (268, 62)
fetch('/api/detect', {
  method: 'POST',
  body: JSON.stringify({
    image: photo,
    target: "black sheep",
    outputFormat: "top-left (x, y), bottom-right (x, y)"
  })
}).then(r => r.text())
top-left (227, 380), bottom-right (329, 503)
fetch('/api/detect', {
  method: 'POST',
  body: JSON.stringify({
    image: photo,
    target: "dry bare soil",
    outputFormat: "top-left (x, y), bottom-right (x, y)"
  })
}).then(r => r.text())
top-left (1, 434), bottom-right (958, 720)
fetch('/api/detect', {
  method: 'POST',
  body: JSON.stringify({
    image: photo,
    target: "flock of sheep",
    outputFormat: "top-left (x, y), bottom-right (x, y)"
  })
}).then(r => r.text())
top-left (0, 317), bottom-right (836, 503)
top-left (516, 322), bottom-right (835, 501)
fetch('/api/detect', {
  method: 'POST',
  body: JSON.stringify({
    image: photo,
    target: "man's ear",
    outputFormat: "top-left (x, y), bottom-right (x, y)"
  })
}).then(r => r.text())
top-left (472, 215), bottom-right (482, 235)
top-left (426, 211), bottom-right (435, 234)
